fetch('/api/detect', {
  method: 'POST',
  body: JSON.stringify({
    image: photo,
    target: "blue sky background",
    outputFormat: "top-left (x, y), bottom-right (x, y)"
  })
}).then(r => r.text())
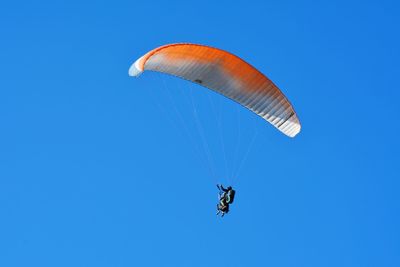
top-left (1, 0), bottom-right (399, 266)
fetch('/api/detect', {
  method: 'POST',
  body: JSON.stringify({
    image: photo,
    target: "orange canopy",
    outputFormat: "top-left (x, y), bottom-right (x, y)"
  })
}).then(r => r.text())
top-left (129, 43), bottom-right (301, 137)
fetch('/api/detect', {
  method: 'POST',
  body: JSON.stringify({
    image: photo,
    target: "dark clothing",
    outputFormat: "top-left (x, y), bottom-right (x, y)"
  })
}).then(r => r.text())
top-left (219, 185), bottom-right (229, 192)
top-left (216, 184), bottom-right (235, 217)
top-left (226, 189), bottom-right (235, 204)
top-left (218, 184), bottom-right (235, 204)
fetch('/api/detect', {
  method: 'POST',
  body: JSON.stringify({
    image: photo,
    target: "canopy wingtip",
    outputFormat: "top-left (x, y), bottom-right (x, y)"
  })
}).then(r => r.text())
top-left (128, 57), bottom-right (144, 77)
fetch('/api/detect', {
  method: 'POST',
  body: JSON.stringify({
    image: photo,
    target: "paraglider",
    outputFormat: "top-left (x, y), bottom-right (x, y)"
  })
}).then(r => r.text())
top-left (216, 184), bottom-right (235, 217)
top-left (129, 43), bottom-right (301, 217)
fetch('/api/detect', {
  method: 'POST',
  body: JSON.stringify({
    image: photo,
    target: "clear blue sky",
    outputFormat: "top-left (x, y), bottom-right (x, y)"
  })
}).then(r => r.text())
top-left (1, 0), bottom-right (399, 266)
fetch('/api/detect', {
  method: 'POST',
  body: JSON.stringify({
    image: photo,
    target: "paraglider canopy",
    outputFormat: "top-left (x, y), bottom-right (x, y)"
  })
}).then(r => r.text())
top-left (129, 43), bottom-right (301, 137)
